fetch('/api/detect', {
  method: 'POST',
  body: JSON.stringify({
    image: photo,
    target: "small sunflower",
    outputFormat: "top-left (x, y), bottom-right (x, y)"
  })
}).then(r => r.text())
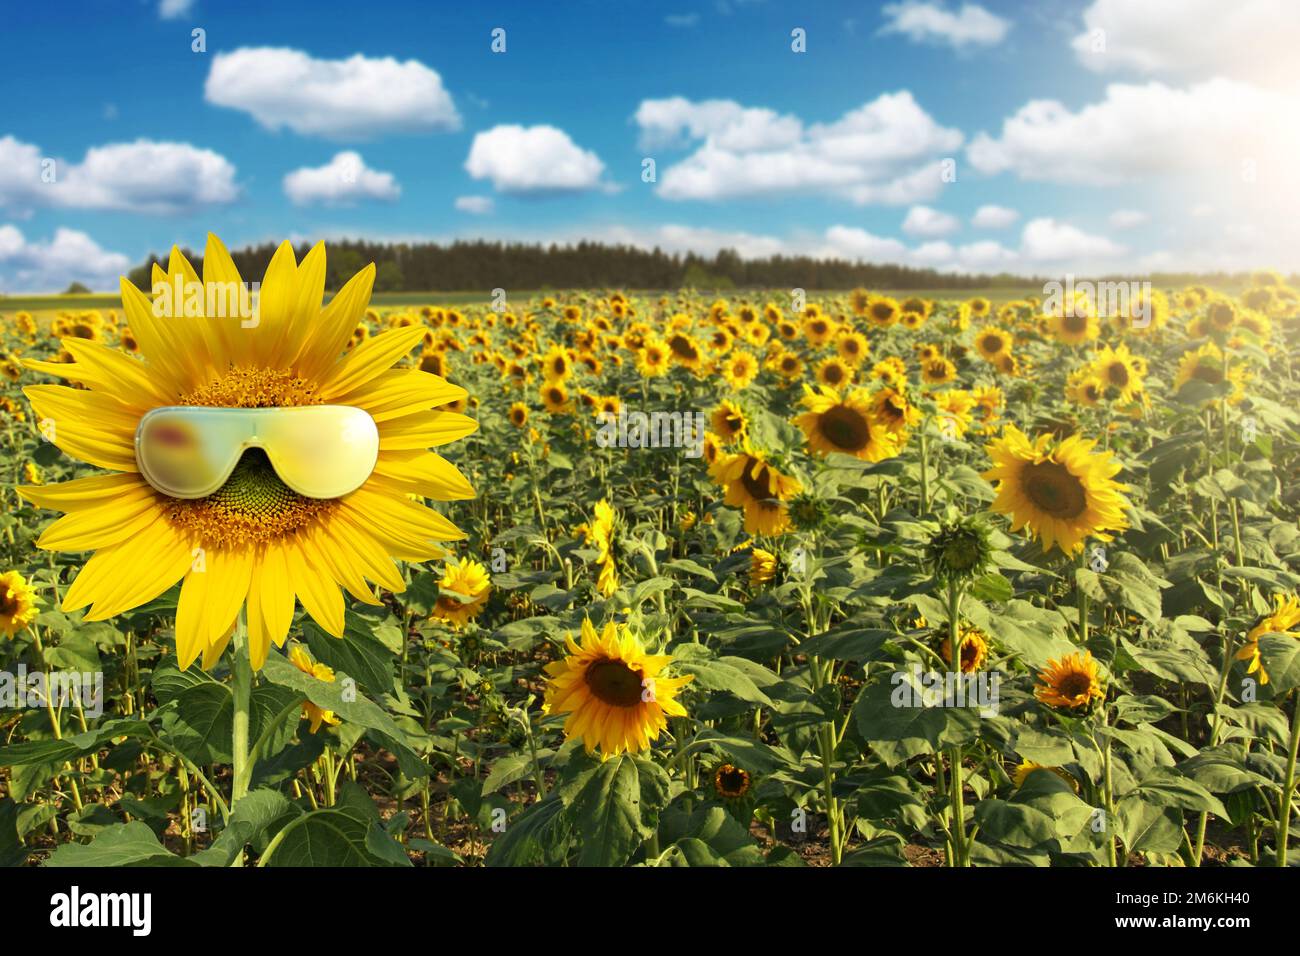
top-left (721, 351), bottom-right (760, 390)
top-left (432, 557), bottom-right (492, 628)
top-left (1235, 593), bottom-right (1300, 685)
top-left (542, 618), bottom-right (692, 758)
top-left (0, 570), bottom-right (39, 638)
top-left (710, 400), bottom-right (748, 444)
top-left (540, 380), bottom-right (570, 414)
top-left (716, 447), bottom-right (802, 536)
top-left (940, 625), bottom-right (990, 674)
top-left (983, 425), bottom-right (1130, 556)
top-left (288, 644), bottom-right (341, 733)
top-left (635, 338), bottom-right (671, 378)
top-left (508, 401), bottom-right (529, 428)
top-left (921, 356), bottom-right (957, 386)
top-left (713, 763), bottom-right (752, 799)
top-left (974, 327), bottom-right (1013, 363)
top-left (582, 499), bottom-right (620, 596)
top-left (1013, 760), bottom-right (1079, 792)
top-left (815, 356), bottom-right (854, 390)
top-left (1034, 650), bottom-right (1105, 710)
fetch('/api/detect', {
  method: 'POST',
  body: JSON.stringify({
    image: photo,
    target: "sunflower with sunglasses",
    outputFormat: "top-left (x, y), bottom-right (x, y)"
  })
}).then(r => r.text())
top-left (19, 235), bottom-right (477, 671)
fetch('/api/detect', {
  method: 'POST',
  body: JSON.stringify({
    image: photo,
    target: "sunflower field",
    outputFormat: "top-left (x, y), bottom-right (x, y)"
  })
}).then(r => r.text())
top-left (2, 236), bottom-right (1299, 869)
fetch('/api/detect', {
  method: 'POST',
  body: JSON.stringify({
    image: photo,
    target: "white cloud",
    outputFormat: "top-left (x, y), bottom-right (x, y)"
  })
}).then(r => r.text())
top-left (0, 226), bottom-right (131, 293)
top-left (282, 151), bottom-right (399, 206)
top-left (971, 204), bottom-right (1018, 228)
top-left (1020, 217), bottom-right (1125, 262)
top-left (158, 0), bottom-right (193, 19)
top-left (1071, 0), bottom-right (1300, 85)
top-left (1108, 209), bottom-right (1149, 230)
top-left (465, 125), bottom-right (608, 194)
top-left (205, 47), bottom-right (460, 140)
top-left (967, 78), bottom-right (1300, 186)
top-left (902, 204), bottom-right (960, 237)
top-left (0, 135), bottom-right (238, 214)
top-left (454, 195), bottom-right (494, 215)
top-left (815, 226), bottom-right (911, 264)
top-left (880, 2), bottom-right (1010, 49)
top-left (638, 92), bottom-right (961, 205)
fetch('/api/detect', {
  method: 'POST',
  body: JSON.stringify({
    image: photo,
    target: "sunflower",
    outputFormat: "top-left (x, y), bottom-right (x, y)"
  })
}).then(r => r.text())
top-left (867, 296), bottom-right (900, 328)
top-left (802, 313), bottom-right (838, 346)
top-left (1089, 344), bottom-right (1144, 401)
top-left (815, 356), bottom-right (854, 390)
top-left (749, 548), bottom-right (777, 587)
top-left (0, 570), bottom-right (39, 638)
top-left (966, 296), bottom-right (991, 318)
top-left (18, 235), bottom-right (477, 671)
top-left (288, 644), bottom-right (341, 733)
top-left (982, 425), bottom-right (1129, 555)
top-left (716, 447), bottom-right (802, 536)
top-left (870, 357), bottom-right (908, 391)
top-left (932, 388), bottom-right (976, 439)
top-left (868, 386), bottom-right (920, 437)
top-left (836, 331), bottom-right (871, 367)
top-left (713, 763), bottom-right (752, 799)
top-left (508, 401), bottom-right (529, 428)
top-left (665, 331), bottom-right (704, 370)
top-left (710, 400), bottom-right (748, 444)
top-left (1065, 370), bottom-right (1106, 407)
top-left (920, 356), bottom-right (956, 386)
top-left (582, 499), bottom-right (619, 596)
top-left (769, 350), bottom-right (805, 381)
top-left (540, 380), bottom-right (570, 414)
top-left (431, 557), bottom-right (491, 628)
top-left (540, 344), bottom-right (572, 381)
top-left (1034, 650), bottom-right (1105, 709)
top-left (635, 338), bottom-right (671, 378)
top-left (1045, 307), bottom-right (1098, 345)
top-left (793, 385), bottom-right (900, 462)
top-left (1235, 593), bottom-right (1300, 685)
top-left (721, 351), bottom-right (759, 390)
top-left (940, 625), bottom-right (989, 673)
top-left (542, 618), bottom-right (692, 758)
top-left (1174, 342), bottom-right (1248, 404)
top-left (974, 327), bottom-right (1013, 363)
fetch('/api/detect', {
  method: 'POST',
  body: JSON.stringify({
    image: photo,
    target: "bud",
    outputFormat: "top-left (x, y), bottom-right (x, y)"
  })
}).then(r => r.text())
top-left (924, 514), bottom-right (994, 584)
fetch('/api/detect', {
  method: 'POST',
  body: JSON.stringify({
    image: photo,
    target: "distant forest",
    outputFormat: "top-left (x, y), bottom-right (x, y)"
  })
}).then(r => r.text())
top-left (126, 238), bottom-right (1273, 294)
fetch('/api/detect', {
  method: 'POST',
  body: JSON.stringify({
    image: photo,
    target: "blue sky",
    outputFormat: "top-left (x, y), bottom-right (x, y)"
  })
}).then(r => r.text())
top-left (1, 0), bottom-right (1297, 290)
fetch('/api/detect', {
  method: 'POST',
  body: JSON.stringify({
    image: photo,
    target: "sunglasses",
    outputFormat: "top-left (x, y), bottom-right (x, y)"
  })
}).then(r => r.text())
top-left (135, 405), bottom-right (379, 500)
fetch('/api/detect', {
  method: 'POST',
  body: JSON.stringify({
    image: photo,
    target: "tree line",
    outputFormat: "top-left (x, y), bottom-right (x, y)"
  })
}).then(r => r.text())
top-left (127, 238), bottom-right (1281, 295)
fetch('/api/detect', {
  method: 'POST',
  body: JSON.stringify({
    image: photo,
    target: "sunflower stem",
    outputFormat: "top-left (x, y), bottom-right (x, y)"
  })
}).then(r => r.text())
top-left (1275, 692), bottom-right (1300, 867)
top-left (230, 611), bottom-right (252, 808)
top-left (945, 577), bottom-right (967, 866)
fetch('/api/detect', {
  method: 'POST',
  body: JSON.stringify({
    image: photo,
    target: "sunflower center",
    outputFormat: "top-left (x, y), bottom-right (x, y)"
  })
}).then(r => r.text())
top-left (1192, 364), bottom-right (1223, 384)
top-left (164, 449), bottom-right (335, 548)
top-left (716, 766), bottom-right (750, 796)
top-left (669, 336), bottom-right (698, 361)
top-left (1022, 460), bottom-right (1088, 519)
top-left (1062, 313), bottom-right (1088, 334)
top-left (0, 588), bottom-right (18, 616)
top-left (584, 658), bottom-right (645, 707)
top-left (820, 405), bottom-right (870, 451)
top-left (1107, 363), bottom-right (1129, 387)
top-left (1058, 673), bottom-right (1092, 699)
top-left (960, 639), bottom-right (981, 671)
top-left (181, 366), bottom-right (321, 408)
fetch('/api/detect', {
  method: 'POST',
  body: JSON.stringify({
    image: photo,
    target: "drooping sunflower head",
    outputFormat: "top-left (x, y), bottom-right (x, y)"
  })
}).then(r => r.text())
top-left (924, 514), bottom-right (994, 583)
top-left (542, 618), bottom-right (693, 758)
top-left (717, 446), bottom-right (802, 536)
top-left (713, 763), bottom-right (753, 799)
top-left (1034, 650), bottom-right (1105, 710)
top-left (19, 235), bottom-right (477, 671)
top-left (982, 425), bottom-right (1130, 556)
top-left (748, 547), bottom-right (778, 587)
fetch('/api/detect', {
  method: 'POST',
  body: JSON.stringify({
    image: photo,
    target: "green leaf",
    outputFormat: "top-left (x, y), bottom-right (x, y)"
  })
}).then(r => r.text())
top-left (303, 612), bottom-right (396, 695)
top-left (195, 789), bottom-right (298, 866)
top-left (260, 650), bottom-right (428, 777)
top-left (0, 719), bottom-right (153, 769)
top-left (485, 795), bottom-right (572, 867)
top-left (556, 753), bottom-right (671, 867)
top-left (655, 803), bottom-right (764, 866)
top-left (44, 822), bottom-right (191, 867)
top-left (1258, 634), bottom-right (1300, 695)
top-left (1132, 767), bottom-right (1228, 816)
